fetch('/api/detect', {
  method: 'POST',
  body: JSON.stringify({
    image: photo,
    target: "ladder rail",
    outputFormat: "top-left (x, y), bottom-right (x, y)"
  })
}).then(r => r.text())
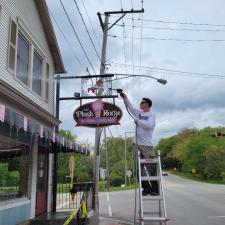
top-left (138, 149), bottom-right (144, 225)
top-left (157, 150), bottom-right (168, 219)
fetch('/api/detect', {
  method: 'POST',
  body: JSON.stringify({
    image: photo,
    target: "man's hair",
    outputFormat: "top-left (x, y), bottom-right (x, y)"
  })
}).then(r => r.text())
top-left (141, 98), bottom-right (152, 107)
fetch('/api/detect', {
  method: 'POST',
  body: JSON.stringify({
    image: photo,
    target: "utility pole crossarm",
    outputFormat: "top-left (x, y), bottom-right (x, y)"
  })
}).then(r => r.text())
top-left (105, 9), bottom-right (144, 15)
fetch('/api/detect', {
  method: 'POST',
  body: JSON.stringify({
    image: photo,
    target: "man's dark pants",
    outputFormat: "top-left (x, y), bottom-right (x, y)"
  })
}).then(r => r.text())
top-left (132, 144), bottom-right (159, 194)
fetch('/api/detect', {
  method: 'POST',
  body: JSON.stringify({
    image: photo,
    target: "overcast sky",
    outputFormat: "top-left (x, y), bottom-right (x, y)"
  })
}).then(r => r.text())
top-left (46, 0), bottom-right (225, 147)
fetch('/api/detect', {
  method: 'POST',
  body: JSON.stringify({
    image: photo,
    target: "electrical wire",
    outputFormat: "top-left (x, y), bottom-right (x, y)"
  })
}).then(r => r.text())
top-left (108, 62), bottom-right (225, 79)
top-left (73, 0), bottom-right (103, 65)
top-left (111, 15), bottom-right (225, 27)
top-left (48, 7), bottom-right (85, 70)
top-left (80, 0), bottom-right (102, 50)
top-left (113, 23), bottom-right (225, 32)
top-left (107, 127), bottom-right (114, 138)
top-left (139, 0), bottom-right (144, 75)
top-left (122, 23), bottom-right (128, 75)
top-left (131, 17), bottom-right (135, 76)
top-left (130, 0), bottom-right (133, 9)
top-left (108, 35), bottom-right (225, 42)
top-left (119, 0), bottom-right (123, 10)
top-left (59, 0), bottom-right (96, 74)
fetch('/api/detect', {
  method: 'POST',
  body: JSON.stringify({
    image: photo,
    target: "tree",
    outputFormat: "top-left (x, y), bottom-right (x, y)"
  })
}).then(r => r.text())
top-left (155, 126), bottom-right (225, 182)
top-left (100, 137), bottom-right (134, 186)
top-left (58, 129), bottom-right (77, 142)
top-left (57, 129), bottom-right (92, 183)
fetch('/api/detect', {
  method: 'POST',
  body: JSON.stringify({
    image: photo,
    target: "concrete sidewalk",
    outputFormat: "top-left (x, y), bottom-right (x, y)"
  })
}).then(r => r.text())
top-left (100, 217), bottom-right (131, 225)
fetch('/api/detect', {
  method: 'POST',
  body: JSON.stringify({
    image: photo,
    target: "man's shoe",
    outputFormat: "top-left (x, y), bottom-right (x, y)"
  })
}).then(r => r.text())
top-left (142, 191), bottom-right (149, 196)
top-left (149, 192), bottom-right (158, 196)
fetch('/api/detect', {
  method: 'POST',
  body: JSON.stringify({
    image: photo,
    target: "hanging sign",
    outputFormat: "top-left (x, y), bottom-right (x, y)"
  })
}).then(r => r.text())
top-left (73, 99), bottom-right (122, 127)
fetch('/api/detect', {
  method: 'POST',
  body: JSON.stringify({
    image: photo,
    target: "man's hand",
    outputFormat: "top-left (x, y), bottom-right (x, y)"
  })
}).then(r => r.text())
top-left (134, 119), bottom-right (138, 124)
top-left (119, 92), bottom-right (127, 99)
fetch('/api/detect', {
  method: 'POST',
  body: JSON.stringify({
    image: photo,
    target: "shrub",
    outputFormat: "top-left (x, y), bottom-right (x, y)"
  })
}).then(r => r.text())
top-left (77, 172), bottom-right (89, 182)
top-left (109, 172), bottom-right (123, 187)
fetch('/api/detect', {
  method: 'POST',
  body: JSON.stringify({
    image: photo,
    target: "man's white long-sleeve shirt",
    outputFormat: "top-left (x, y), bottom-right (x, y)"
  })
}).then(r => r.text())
top-left (125, 98), bottom-right (156, 146)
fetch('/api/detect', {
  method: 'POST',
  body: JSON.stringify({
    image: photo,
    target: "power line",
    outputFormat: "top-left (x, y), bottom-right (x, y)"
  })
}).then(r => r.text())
top-left (107, 127), bottom-right (114, 138)
top-left (113, 23), bottom-right (225, 32)
top-left (109, 62), bottom-right (225, 79)
top-left (119, 0), bottom-right (123, 10)
top-left (139, 0), bottom-right (144, 75)
top-left (109, 66), bottom-right (225, 80)
top-left (48, 7), bottom-right (85, 70)
top-left (59, 0), bottom-right (96, 74)
top-left (131, 15), bottom-right (135, 76)
top-left (130, 0), bottom-right (133, 9)
top-left (122, 23), bottom-right (128, 75)
top-left (111, 15), bottom-right (225, 27)
top-left (108, 35), bottom-right (225, 42)
top-left (73, 0), bottom-right (102, 64)
top-left (141, 19), bottom-right (225, 27)
top-left (80, 0), bottom-right (102, 50)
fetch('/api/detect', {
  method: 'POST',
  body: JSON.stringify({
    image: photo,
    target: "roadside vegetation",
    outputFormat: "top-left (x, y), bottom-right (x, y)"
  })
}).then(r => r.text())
top-left (57, 130), bottom-right (92, 184)
top-left (156, 127), bottom-right (225, 184)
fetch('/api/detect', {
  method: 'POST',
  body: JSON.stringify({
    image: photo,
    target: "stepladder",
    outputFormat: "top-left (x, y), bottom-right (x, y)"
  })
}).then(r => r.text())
top-left (135, 149), bottom-right (170, 225)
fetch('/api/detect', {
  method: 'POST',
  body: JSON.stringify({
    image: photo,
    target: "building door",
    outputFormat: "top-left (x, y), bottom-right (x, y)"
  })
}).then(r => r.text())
top-left (35, 148), bottom-right (48, 216)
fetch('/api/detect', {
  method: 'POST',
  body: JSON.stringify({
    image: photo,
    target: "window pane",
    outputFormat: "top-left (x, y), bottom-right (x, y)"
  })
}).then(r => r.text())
top-left (16, 34), bottom-right (29, 85)
top-left (0, 145), bottom-right (30, 201)
top-left (10, 21), bottom-right (17, 45)
top-left (33, 52), bottom-right (42, 96)
top-left (45, 64), bottom-right (49, 100)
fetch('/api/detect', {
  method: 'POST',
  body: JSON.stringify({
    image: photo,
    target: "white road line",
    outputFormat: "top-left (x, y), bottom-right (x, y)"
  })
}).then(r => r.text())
top-left (106, 192), bottom-right (112, 217)
top-left (208, 216), bottom-right (225, 218)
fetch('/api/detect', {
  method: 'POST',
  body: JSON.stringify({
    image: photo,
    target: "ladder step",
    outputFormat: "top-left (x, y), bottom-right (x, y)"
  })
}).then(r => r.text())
top-left (143, 195), bottom-right (162, 200)
top-left (141, 176), bottom-right (160, 181)
top-left (140, 158), bottom-right (158, 164)
top-left (139, 216), bottom-right (170, 222)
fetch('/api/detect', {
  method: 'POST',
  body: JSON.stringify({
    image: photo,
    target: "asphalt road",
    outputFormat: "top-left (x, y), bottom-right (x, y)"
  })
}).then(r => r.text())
top-left (99, 173), bottom-right (225, 225)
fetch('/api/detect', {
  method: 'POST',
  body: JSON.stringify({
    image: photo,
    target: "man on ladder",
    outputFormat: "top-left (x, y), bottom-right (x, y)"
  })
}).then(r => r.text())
top-left (119, 92), bottom-right (158, 196)
top-left (119, 90), bottom-right (170, 224)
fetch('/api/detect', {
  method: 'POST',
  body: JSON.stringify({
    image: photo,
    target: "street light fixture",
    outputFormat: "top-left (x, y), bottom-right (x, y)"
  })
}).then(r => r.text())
top-left (109, 73), bottom-right (167, 85)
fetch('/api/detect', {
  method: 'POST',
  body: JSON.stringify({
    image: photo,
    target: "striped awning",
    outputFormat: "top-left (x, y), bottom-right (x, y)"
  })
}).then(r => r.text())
top-left (0, 104), bottom-right (90, 155)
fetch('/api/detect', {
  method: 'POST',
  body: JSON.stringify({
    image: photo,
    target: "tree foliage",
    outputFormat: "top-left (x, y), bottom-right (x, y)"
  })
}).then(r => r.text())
top-left (100, 137), bottom-right (134, 187)
top-left (57, 129), bottom-right (92, 183)
top-left (156, 127), bottom-right (225, 182)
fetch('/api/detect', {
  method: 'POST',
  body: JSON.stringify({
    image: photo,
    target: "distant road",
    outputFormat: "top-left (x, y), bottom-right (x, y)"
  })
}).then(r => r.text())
top-left (99, 173), bottom-right (225, 225)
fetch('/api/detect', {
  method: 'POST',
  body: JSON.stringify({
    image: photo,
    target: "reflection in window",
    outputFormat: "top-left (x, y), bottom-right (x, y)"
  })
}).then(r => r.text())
top-left (0, 145), bottom-right (30, 201)
top-left (16, 33), bottom-right (29, 85)
top-left (32, 52), bottom-right (42, 96)
top-left (45, 63), bottom-right (49, 100)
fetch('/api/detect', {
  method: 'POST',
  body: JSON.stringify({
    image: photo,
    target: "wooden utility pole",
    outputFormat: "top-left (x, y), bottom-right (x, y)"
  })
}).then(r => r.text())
top-left (93, 9), bottom-right (144, 224)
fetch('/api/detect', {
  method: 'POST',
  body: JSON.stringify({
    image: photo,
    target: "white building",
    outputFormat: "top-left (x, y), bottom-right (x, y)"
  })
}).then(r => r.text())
top-left (0, 1), bottom-right (89, 224)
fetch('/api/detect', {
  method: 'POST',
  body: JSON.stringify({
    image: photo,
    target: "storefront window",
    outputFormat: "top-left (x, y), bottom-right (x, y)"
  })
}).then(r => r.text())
top-left (0, 145), bottom-right (30, 201)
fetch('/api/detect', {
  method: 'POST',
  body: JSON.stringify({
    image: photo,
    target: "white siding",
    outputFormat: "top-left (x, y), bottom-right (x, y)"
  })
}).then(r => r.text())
top-left (0, 0), bottom-right (55, 114)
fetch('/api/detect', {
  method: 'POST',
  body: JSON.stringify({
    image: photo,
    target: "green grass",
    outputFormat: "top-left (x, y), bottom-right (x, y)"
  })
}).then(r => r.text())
top-left (0, 186), bottom-right (18, 191)
top-left (171, 171), bottom-right (225, 185)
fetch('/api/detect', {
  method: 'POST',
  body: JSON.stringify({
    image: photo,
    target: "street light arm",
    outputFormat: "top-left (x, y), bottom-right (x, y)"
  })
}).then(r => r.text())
top-left (109, 73), bottom-right (167, 85)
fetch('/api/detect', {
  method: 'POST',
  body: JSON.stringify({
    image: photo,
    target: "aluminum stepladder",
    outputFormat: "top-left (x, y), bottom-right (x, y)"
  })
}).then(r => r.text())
top-left (136, 149), bottom-right (170, 225)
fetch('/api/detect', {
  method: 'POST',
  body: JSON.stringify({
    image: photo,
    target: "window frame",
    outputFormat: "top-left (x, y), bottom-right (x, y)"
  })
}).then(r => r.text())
top-left (7, 18), bottom-right (49, 99)
top-left (8, 19), bottom-right (18, 73)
